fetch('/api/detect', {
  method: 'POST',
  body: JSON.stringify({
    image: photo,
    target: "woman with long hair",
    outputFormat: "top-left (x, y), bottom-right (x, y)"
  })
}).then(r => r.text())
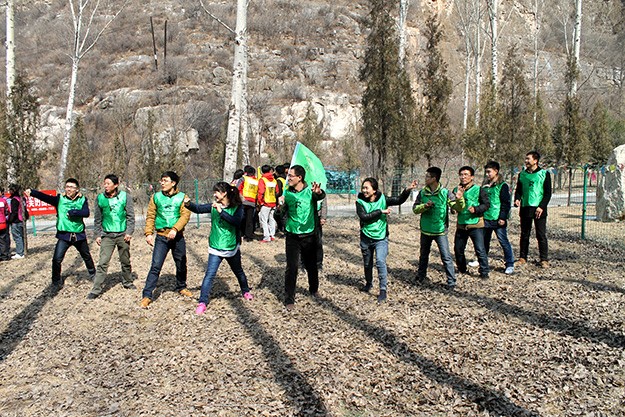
top-left (185, 181), bottom-right (253, 315)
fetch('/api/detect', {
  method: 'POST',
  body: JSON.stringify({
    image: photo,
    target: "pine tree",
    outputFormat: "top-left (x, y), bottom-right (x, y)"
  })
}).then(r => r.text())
top-left (0, 73), bottom-right (44, 189)
top-left (416, 14), bottom-right (453, 167)
top-left (360, 0), bottom-right (416, 177)
top-left (66, 116), bottom-right (97, 189)
top-left (588, 103), bottom-right (613, 166)
top-left (296, 104), bottom-right (324, 155)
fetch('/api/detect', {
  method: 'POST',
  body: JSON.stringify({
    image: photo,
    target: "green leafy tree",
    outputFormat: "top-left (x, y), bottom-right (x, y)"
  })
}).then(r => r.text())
top-left (532, 93), bottom-right (554, 164)
top-left (553, 57), bottom-right (589, 202)
top-left (360, 0), bottom-right (416, 178)
top-left (0, 73), bottom-right (44, 189)
top-left (588, 103), bottom-right (613, 166)
top-left (66, 116), bottom-right (98, 190)
top-left (416, 14), bottom-right (453, 167)
top-left (296, 103), bottom-right (324, 155)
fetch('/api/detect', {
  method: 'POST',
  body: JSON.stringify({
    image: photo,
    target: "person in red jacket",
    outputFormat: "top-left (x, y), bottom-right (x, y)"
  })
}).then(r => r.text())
top-left (257, 165), bottom-right (278, 243)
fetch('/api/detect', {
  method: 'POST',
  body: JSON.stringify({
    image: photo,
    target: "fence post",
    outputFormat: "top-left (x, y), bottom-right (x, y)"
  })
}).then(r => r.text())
top-left (581, 165), bottom-right (588, 240)
top-left (194, 179), bottom-right (200, 229)
top-left (31, 216), bottom-right (37, 236)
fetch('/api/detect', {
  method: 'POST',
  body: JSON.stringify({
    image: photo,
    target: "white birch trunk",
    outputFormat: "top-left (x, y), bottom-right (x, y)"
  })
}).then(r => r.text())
top-left (571, 0), bottom-right (582, 96)
top-left (223, 0), bottom-right (248, 181)
top-left (533, 0), bottom-right (540, 122)
top-left (398, 0), bottom-right (408, 65)
top-left (59, 59), bottom-right (80, 186)
top-left (474, 25), bottom-right (482, 125)
top-left (488, 0), bottom-right (498, 88)
top-left (5, 0), bottom-right (15, 100)
top-left (463, 46), bottom-right (471, 131)
top-left (240, 31), bottom-right (250, 165)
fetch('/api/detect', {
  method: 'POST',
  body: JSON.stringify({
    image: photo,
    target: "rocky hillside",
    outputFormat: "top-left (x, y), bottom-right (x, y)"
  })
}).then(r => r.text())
top-left (4, 0), bottom-right (624, 185)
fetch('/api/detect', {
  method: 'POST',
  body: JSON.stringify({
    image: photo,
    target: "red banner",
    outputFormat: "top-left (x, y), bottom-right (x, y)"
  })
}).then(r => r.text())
top-left (26, 190), bottom-right (57, 216)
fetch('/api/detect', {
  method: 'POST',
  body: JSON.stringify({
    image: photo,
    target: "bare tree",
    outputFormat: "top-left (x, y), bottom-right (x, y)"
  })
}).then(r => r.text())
top-left (571, 0), bottom-right (582, 96)
top-left (57, 0), bottom-right (126, 188)
top-left (398, 0), bottom-right (409, 65)
top-left (201, 0), bottom-right (250, 181)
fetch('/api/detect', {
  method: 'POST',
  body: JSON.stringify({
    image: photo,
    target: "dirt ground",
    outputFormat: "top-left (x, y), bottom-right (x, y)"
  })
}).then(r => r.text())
top-left (0, 215), bottom-right (624, 417)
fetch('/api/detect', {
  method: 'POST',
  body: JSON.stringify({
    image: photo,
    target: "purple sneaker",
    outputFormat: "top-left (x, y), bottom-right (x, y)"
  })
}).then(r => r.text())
top-left (243, 292), bottom-right (253, 301)
top-left (195, 303), bottom-right (207, 315)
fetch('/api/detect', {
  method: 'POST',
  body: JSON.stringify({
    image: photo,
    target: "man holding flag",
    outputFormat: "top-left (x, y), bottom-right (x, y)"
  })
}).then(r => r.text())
top-left (279, 143), bottom-right (326, 311)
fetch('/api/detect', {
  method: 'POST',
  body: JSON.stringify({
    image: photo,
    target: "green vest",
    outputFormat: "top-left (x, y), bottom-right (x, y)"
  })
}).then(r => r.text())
top-left (519, 169), bottom-right (546, 207)
top-left (357, 194), bottom-right (387, 240)
top-left (57, 195), bottom-right (86, 233)
top-left (455, 184), bottom-right (481, 225)
top-left (97, 191), bottom-right (127, 233)
top-left (484, 182), bottom-right (503, 221)
top-left (209, 206), bottom-right (239, 251)
top-left (284, 186), bottom-right (316, 235)
top-left (153, 191), bottom-right (185, 229)
top-left (419, 187), bottom-right (449, 235)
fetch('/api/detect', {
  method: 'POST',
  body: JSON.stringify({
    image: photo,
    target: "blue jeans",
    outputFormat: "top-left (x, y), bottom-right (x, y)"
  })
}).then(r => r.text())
top-left (484, 220), bottom-right (515, 268)
top-left (199, 250), bottom-right (250, 304)
top-left (52, 238), bottom-right (96, 284)
top-left (142, 234), bottom-right (187, 299)
top-left (454, 227), bottom-right (490, 276)
top-left (417, 233), bottom-right (456, 286)
top-left (360, 235), bottom-right (389, 291)
top-left (10, 222), bottom-right (24, 256)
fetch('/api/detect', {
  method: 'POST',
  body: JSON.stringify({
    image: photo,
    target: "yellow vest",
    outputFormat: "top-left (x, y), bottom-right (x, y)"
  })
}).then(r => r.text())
top-left (261, 177), bottom-right (277, 204)
top-left (242, 176), bottom-right (258, 200)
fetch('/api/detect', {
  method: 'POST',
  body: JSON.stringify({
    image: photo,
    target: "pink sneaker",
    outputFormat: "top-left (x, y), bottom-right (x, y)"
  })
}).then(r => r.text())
top-left (243, 292), bottom-right (253, 301)
top-left (260, 239), bottom-right (271, 243)
top-left (195, 303), bottom-right (207, 315)
top-left (270, 237), bottom-right (276, 241)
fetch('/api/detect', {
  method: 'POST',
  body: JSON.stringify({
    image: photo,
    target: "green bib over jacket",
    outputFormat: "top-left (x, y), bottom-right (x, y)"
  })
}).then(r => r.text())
top-left (455, 184), bottom-right (481, 225)
top-left (419, 187), bottom-right (449, 235)
top-left (357, 194), bottom-right (387, 240)
top-left (57, 195), bottom-right (86, 233)
top-left (484, 182), bottom-right (504, 221)
top-left (153, 191), bottom-right (185, 229)
top-left (519, 169), bottom-right (546, 207)
top-left (284, 187), bottom-right (316, 235)
top-left (209, 206), bottom-right (239, 251)
top-left (97, 191), bottom-right (127, 233)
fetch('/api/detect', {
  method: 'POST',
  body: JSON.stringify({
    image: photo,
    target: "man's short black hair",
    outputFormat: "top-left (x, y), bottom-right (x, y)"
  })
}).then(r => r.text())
top-left (161, 171), bottom-right (180, 187)
top-left (458, 166), bottom-right (475, 176)
top-left (104, 174), bottom-right (120, 185)
top-left (526, 151), bottom-right (541, 162)
top-left (66, 178), bottom-right (80, 188)
top-left (484, 161), bottom-right (500, 172)
top-left (426, 167), bottom-right (442, 182)
top-left (244, 165), bottom-right (256, 176)
top-left (261, 164), bottom-right (272, 174)
top-left (290, 165), bottom-right (306, 181)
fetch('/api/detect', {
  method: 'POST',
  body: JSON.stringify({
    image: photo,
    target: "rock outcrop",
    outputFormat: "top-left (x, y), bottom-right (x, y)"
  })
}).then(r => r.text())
top-left (597, 144), bottom-right (625, 222)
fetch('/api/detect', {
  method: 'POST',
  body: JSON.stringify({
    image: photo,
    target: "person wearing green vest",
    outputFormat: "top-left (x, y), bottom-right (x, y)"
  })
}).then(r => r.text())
top-left (184, 181), bottom-right (253, 315)
top-left (452, 166), bottom-right (491, 279)
top-left (514, 151), bottom-right (552, 268)
top-left (483, 161), bottom-right (515, 275)
top-left (413, 167), bottom-right (462, 290)
top-left (279, 164), bottom-right (326, 311)
top-left (86, 174), bottom-right (136, 299)
top-left (141, 171), bottom-right (193, 309)
top-left (25, 178), bottom-right (96, 289)
top-left (357, 177), bottom-right (418, 303)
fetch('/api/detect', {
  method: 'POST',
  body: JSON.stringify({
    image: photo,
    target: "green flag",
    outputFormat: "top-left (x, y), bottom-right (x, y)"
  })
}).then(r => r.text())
top-left (290, 142), bottom-right (326, 190)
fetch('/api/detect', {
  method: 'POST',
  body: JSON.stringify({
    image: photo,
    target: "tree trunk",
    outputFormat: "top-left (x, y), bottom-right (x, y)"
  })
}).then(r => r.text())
top-left (567, 167), bottom-right (573, 206)
top-left (59, 58), bottom-right (80, 187)
top-left (5, 0), bottom-right (15, 100)
top-left (223, 0), bottom-right (248, 181)
top-left (533, 0), bottom-right (540, 122)
top-left (571, 0), bottom-right (582, 96)
top-left (488, 0), bottom-right (498, 89)
top-left (240, 35), bottom-right (250, 165)
top-left (462, 38), bottom-right (471, 131)
top-left (398, 0), bottom-right (408, 65)
top-left (474, 21), bottom-right (482, 124)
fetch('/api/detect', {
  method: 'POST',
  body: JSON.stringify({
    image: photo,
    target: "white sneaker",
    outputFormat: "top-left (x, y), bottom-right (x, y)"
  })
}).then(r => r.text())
top-left (468, 260), bottom-right (479, 267)
top-left (504, 266), bottom-right (514, 275)
top-left (11, 254), bottom-right (24, 260)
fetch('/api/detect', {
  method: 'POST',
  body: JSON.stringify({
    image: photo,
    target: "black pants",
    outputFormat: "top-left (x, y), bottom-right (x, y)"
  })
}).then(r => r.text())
top-left (52, 238), bottom-right (96, 284)
top-left (243, 205), bottom-right (256, 240)
top-left (519, 215), bottom-right (548, 261)
top-left (316, 225), bottom-right (324, 269)
top-left (285, 233), bottom-right (319, 305)
top-left (0, 228), bottom-right (10, 260)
